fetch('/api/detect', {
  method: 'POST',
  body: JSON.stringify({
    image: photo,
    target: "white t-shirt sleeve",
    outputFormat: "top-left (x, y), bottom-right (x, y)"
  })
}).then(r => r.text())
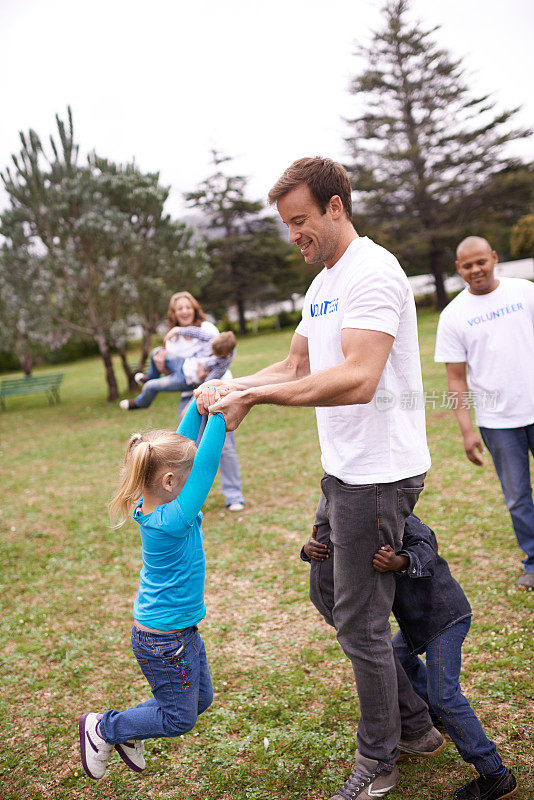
top-left (434, 309), bottom-right (467, 363)
top-left (524, 278), bottom-right (534, 318)
top-left (295, 298), bottom-right (309, 338)
top-left (342, 259), bottom-right (405, 338)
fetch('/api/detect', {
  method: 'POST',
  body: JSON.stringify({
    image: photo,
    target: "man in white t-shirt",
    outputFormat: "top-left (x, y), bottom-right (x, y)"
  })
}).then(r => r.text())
top-left (434, 236), bottom-right (534, 590)
top-left (195, 158), bottom-right (432, 800)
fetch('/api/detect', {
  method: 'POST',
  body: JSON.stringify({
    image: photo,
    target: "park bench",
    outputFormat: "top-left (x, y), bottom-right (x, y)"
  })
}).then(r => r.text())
top-left (0, 373), bottom-right (64, 410)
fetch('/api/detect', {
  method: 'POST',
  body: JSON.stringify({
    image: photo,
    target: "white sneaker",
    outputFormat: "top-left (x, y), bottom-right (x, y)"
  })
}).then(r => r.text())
top-left (119, 399), bottom-right (130, 410)
top-left (79, 712), bottom-right (113, 779)
top-left (134, 372), bottom-right (146, 387)
top-left (115, 738), bottom-right (146, 772)
top-left (227, 502), bottom-right (245, 512)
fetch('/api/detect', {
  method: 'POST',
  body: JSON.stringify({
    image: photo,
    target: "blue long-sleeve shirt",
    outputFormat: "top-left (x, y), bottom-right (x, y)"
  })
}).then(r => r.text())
top-left (132, 402), bottom-right (226, 629)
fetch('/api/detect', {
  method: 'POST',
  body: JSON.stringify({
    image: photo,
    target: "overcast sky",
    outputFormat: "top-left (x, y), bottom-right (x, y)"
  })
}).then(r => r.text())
top-left (1, 0), bottom-right (532, 218)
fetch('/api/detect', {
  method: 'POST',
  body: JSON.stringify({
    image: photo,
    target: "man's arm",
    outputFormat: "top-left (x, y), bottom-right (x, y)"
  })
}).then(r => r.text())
top-left (230, 331), bottom-right (312, 389)
top-left (208, 328), bottom-right (394, 430)
top-left (195, 331), bottom-right (311, 412)
top-left (445, 362), bottom-right (485, 466)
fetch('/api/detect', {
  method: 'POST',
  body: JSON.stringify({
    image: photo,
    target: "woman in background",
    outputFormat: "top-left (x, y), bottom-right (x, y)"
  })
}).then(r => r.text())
top-left (132, 292), bottom-right (245, 512)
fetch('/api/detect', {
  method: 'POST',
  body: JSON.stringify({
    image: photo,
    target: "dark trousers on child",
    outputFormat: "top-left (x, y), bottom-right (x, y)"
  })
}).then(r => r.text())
top-left (393, 622), bottom-right (502, 774)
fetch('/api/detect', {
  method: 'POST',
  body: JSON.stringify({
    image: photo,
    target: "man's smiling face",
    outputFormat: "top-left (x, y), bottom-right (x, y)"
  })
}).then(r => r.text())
top-left (456, 240), bottom-right (499, 295)
top-left (277, 183), bottom-right (341, 269)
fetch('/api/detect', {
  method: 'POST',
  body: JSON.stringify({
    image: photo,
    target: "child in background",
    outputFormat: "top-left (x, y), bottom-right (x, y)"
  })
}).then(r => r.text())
top-left (79, 399), bottom-right (226, 780)
top-left (373, 527), bottom-right (517, 800)
top-left (120, 329), bottom-right (236, 410)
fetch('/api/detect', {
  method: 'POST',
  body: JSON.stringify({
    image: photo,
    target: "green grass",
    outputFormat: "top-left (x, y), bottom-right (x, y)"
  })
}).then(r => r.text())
top-left (0, 314), bottom-right (532, 799)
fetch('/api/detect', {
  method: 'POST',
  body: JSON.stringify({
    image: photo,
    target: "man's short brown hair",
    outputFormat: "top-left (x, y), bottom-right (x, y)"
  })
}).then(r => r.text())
top-left (211, 331), bottom-right (236, 358)
top-left (268, 157), bottom-right (352, 219)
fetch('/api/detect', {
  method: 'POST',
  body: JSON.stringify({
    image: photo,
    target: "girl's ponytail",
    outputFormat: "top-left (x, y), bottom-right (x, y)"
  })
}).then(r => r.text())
top-left (109, 434), bottom-right (154, 528)
top-left (108, 429), bottom-right (197, 529)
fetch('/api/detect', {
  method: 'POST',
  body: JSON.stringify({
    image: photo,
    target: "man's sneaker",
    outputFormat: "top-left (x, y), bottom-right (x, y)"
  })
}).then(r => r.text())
top-left (327, 754), bottom-right (399, 800)
top-left (516, 572), bottom-right (534, 590)
top-left (134, 372), bottom-right (146, 387)
top-left (115, 738), bottom-right (146, 773)
top-left (453, 768), bottom-right (517, 800)
top-left (119, 399), bottom-right (137, 410)
top-left (398, 725), bottom-right (446, 759)
top-left (227, 502), bottom-right (245, 512)
top-left (79, 712), bottom-right (113, 780)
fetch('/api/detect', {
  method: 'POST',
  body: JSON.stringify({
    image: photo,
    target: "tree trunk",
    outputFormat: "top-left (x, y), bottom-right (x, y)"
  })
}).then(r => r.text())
top-left (118, 345), bottom-right (137, 391)
top-left (21, 355), bottom-right (32, 376)
top-left (236, 297), bottom-right (247, 336)
top-left (94, 333), bottom-right (119, 401)
top-left (429, 246), bottom-right (448, 310)
top-left (15, 341), bottom-right (33, 376)
top-left (136, 320), bottom-right (158, 373)
top-left (229, 259), bottom-right (247, 335)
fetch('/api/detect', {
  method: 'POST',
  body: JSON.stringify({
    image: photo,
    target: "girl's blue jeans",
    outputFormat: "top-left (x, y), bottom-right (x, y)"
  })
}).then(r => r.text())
top-left (134, 351), bottom-right (195, 409)
top-left (99, 625), bottom-right (213, 744)
top-left (392, 619), bottom-right (502, 774)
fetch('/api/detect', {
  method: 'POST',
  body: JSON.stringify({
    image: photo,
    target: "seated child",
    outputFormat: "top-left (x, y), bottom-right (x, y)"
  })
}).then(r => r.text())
top-left (120, 330), bottom-right (236, 411)
top-left (302, 509), bottom-right (518, 800)
top-left (79, 399), bottom-right (226, 779)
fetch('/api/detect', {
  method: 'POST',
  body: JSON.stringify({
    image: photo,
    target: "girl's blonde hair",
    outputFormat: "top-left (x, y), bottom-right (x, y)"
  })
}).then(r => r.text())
top-left (109, 429), bottom-right (197, 528)
top-left (167, 291), bottom-right (206, 329)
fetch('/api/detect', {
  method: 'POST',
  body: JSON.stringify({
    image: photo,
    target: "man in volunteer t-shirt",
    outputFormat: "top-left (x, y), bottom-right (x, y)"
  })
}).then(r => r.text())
top-left (195, 157), bottom-right (432, 800)
top-left (435, 236), bottom-right (534, 590)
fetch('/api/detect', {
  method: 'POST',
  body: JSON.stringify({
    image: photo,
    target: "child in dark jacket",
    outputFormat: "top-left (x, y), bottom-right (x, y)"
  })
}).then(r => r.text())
top-left (302, 511), bottom-right (517, 800)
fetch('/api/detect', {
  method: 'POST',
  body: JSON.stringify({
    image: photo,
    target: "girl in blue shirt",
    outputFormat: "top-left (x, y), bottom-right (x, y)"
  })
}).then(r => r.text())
top-left (79, 399), bottom-right (226, 780)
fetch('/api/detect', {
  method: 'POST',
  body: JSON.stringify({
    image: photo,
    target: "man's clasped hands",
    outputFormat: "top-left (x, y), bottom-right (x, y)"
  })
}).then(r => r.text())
top-left (194, 380), bottom-right (248, 430)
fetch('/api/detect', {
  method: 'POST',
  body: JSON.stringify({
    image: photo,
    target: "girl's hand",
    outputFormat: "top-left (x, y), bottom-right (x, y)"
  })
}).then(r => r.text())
top-left (196, 385), bottom-right (220, 415)
top-left (303, 525), bottom-right (330, 562)
top-left (372, 545), bottom-right (409, 573)
top-left (195, 380), bottom-right (235, 414)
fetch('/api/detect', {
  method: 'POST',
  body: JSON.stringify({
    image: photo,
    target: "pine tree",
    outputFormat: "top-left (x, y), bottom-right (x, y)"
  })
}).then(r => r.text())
top-left (185, 151), bottom-right (294, 334)
top-left (345, 0), bottom-right (531, 308)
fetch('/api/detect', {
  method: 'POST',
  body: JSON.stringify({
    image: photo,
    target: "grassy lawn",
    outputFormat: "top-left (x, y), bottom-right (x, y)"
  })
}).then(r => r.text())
top-left (0, 311), bottom-right (532, 799)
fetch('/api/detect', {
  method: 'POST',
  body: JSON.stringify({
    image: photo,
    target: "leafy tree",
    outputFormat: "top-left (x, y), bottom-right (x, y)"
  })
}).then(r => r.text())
top-left (0, 230), bottom-right (66, 375)
top-left (1, 109), bottom-right (208, 399)
top-left (88, 155), bottom-right (210, 389)
top-left (457, 163), bottom-right (534, 259)
top-left (345, 0), bottom-right (531, 308)
top-left (510, 211), bottom-right (534, 259)
top-left (185, 152), bottom-right (298, 334)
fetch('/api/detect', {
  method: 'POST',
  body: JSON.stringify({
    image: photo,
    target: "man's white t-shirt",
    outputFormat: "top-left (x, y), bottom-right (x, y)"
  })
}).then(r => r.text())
top-left (434, 277), bottom-right (534, 428)
top-left (296, 237), bottom-right (431, 484)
